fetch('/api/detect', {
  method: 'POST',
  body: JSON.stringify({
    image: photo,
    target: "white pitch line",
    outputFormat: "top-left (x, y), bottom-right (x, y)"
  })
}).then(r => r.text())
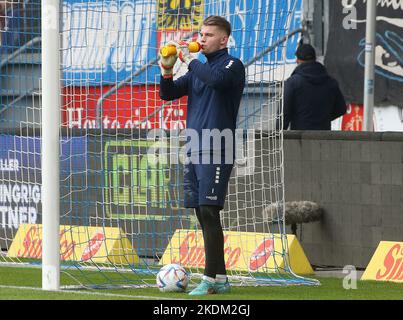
top-left (0, 285), bottom-right (185, 300)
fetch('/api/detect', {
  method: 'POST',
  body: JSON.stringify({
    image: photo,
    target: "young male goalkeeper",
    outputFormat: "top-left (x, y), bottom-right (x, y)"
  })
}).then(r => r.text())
top-left (159, 15), bottom-right (245, 295)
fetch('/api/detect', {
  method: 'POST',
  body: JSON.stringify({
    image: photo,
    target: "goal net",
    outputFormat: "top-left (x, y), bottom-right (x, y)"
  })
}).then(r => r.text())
top-left (0, 0), bottom-right (319, 289)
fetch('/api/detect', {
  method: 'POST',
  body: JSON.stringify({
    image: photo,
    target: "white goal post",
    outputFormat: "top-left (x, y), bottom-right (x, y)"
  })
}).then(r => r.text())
top-left (41, 0), bottom-right (61, 290)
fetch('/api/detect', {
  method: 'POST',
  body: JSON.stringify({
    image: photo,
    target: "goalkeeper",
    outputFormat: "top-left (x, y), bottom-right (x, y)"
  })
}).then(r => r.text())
top-left (159, 15), bottom-right (245, 295)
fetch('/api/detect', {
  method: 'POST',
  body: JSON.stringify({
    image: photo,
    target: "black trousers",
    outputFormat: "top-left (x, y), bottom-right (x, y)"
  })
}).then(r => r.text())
top-left (195, 205), bottom-right (226, 278)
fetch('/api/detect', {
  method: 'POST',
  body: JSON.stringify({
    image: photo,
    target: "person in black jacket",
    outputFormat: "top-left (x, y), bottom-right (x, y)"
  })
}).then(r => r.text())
top-left (159, 16), bottom-right (245, 295)
top-left (283, 44), bottom-right (347, 130)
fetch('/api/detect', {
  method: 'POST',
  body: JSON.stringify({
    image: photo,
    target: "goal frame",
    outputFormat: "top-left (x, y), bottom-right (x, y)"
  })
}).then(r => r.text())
top-left (38, 0), bottom-right (319, 291)
top-left (41, 0), bottom-right (61, 291)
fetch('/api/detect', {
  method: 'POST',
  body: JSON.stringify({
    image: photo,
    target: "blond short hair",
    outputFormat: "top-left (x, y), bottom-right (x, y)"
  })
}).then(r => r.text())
top-left (202, 16), bottom-right (231, 36)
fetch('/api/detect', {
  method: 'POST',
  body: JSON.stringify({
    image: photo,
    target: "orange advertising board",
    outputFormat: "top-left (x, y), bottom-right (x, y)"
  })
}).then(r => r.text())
top-left (7, 224), bottom-right (139, 265)
top-left (342, 104), bottom-right (363, 131)
top-left (160, 229), bottom-right (313, 275)
top-left (361, 241), bottom-right (403, 283)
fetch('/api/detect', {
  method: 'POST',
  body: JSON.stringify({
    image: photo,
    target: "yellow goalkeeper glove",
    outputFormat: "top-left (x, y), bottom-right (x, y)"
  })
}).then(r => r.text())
top-left (159, 41), bottom-right (179, 79)
top-left (178, 41), bottom-right (197, 66)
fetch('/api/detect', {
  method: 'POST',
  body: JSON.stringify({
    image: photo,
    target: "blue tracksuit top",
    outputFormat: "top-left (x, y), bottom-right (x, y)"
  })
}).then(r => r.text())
top-left (159, 48), bottom-right (245, 155)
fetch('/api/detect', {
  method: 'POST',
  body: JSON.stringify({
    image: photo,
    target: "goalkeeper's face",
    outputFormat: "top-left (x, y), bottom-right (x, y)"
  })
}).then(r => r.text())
top-left (199, 25), bottom-right (229, 55)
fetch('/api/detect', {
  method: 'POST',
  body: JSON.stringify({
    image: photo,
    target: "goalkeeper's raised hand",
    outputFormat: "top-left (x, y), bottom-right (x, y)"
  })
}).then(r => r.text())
top-left (159, 41), bottom-right (179, 79)
top-left (178, 42), bottom-right (196, 66)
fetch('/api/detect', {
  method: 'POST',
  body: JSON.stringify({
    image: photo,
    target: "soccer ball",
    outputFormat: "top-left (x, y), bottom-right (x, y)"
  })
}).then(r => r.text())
top-left (156, 264), bottom-right (189, 292)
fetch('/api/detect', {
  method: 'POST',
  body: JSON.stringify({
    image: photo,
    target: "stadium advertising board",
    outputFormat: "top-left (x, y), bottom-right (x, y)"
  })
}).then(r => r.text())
top-left (331, 104), bottom-right (403, 131)
top-left (62, 85), bottom-right (188, 130)
top-left (361, 241), bottom-right (403, 283)
top-left (102, 138), bottom-right (192, 256)
top-left (7, 224), bottom-right (139, 264)
top-left (160, 229), bottom-right (314, 275)
top-left (0, 135), bottom-right (86, 248)
top-left (103, 139), bottom-right (184, 217)
top-left (62, 0), bottom-right (302, 86)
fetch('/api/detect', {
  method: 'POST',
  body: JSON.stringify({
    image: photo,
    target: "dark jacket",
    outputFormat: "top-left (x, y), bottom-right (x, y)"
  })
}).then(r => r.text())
top-left (160, 48), bottom-right (245, 154)
top-left (283, 61), bottom-right (346, 130)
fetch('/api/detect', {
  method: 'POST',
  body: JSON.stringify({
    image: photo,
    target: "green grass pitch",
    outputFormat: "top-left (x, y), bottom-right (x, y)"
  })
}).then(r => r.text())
top-left (0, 266), bottom-right (402, 300)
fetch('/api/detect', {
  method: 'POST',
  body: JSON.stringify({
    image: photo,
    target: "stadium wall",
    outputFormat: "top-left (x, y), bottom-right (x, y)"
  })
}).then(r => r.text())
top-left (2, 130), bottom-right (402, 270)
top-left (284, 131), bottom-right (403, 269)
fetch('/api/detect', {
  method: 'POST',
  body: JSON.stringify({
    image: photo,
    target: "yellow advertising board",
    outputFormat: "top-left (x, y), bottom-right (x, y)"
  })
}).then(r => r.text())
top-left (361, 241), bottom-right (403, 283)
top-left (7, 224), bottom-right (139, 265)
top-left (160, 229), bottom-right (313, 275)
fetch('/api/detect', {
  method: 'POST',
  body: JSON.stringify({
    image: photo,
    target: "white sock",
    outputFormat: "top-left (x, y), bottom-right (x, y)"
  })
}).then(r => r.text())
top-left (202, 275), bottom-right (216, 284)
top-left (215, 274), bottom-right (227, 284)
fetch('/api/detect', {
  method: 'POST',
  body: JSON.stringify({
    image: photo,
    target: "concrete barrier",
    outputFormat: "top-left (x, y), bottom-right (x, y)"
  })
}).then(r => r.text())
top-left (284, 131), bottom-right (403, 268)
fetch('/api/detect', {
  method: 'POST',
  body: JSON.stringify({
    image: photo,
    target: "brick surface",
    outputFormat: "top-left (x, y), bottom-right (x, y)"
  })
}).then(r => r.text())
top-left (370, 163), bottom-right (381, 184)
top-left (391, 164), bottom-right (402, 186)
top-left (350, 142), bottom-right (361, 162)
top-left (370, 142), bottom-right (382, 162)
top-left (360, 141), bottom-right (372, 162)
top-left (283, 135), bottom-right (403, 268)
top-left (360, 163), bottom-right (371, 184)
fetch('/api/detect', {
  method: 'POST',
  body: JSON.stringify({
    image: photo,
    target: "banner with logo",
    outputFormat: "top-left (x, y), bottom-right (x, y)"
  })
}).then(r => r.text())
top-left (61, 85), bottom-right (188, 130)
top-left (331, 104), bottom-right (403, 132)
top-left (160, 229), bottom-right (314, 275)
top-left (325, 1), bottom-right (403, 106)
top-left (7, 224), bottom-right (139, 264)
top-left (361, 241), bottom-right (403, 283)
top-left (62, 0), bottom-right (302, 85)
top-left (0, 136), bottom-right (86, 242)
